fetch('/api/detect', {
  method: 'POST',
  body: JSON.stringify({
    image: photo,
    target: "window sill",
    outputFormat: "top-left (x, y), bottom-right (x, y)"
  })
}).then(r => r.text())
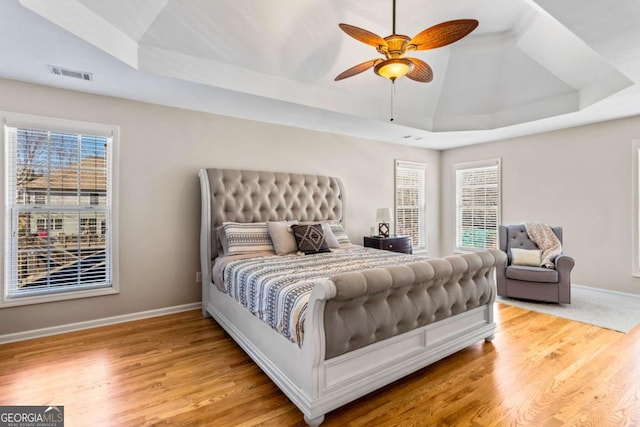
top-left (1, 286), bottom-right (118, 308)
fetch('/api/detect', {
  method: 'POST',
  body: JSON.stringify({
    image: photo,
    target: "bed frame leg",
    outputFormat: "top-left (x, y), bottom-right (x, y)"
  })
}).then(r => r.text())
top-left (485, 334), bottom-right (495, 342)
top-left (304, 414), bottom-right (325, 426)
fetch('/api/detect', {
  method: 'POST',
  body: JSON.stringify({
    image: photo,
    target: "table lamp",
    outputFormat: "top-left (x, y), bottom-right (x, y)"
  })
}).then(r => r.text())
top-left (376, 208), bottom-right (392, 238)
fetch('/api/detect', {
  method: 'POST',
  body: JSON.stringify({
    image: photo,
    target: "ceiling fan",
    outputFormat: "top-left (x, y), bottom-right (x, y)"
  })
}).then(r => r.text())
top-left (335, 0), bottom-right (478, 83)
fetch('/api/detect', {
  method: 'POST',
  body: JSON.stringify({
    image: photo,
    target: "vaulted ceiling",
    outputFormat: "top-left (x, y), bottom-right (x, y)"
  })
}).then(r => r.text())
top-left (2, 0), bottom-right (639, 149)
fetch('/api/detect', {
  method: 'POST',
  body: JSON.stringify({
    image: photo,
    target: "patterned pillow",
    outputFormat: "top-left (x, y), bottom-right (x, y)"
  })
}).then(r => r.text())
top-left (299, 222), bottom-right (340, 248)
top-left (329, 223), bottom-right (351, 247)
top-left (220, 222), bottom-right (274, 255)
top-left (291, 224), bottom-right (330, 254)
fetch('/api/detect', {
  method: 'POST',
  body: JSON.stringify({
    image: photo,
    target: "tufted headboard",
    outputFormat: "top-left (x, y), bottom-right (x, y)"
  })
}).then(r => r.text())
top-left (199, 168), bottom-right (345, 262)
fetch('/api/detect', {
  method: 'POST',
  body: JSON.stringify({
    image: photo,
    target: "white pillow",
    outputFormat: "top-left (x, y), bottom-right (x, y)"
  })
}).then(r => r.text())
top-left (511, 248), bottom-right (542, 267)
top-left (321, 223), bottom-right (340, 249)
top-left (267, 220), bottom-right (299, 255)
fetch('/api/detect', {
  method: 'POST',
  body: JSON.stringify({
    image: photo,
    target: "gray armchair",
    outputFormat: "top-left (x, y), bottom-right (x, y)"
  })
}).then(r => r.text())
top-left (496, 225), bottom-right (574, 304)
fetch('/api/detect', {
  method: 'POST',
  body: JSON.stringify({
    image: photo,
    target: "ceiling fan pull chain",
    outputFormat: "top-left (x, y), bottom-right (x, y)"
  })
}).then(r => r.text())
top-left (390, 81), bottom-right (395, 122)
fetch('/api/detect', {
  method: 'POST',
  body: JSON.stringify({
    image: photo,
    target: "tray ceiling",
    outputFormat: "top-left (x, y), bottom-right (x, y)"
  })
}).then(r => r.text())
top-left (2, 0), bottom-right (639, 149)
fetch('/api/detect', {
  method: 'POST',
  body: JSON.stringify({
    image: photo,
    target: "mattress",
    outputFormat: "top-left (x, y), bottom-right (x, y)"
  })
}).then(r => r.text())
top-left (214, 246), bottom-right (431, 346)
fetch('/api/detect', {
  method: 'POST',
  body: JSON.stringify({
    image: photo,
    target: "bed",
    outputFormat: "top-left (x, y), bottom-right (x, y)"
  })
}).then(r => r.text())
top-left (199, 168), bottom-right (506, 426)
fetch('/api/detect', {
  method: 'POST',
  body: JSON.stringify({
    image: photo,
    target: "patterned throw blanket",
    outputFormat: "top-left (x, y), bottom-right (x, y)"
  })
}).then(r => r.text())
top-left (524, 222), bottom-right (562, 268)
top-left (222, 247), bottom-right (430, 346)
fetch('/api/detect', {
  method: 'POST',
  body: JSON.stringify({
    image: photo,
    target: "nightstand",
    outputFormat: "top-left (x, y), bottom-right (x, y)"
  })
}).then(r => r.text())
top-left (363, 235), bottom-right (412, 254)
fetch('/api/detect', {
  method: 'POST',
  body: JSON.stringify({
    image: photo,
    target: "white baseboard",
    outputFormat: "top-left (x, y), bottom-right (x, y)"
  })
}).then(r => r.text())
top-left (0, 302), bottom-right (202, 344)
top-left (572, 284), bottom-right (640, 300)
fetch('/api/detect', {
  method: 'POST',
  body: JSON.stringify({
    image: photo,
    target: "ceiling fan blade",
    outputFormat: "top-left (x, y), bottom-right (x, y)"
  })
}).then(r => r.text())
top-left (408, 19), bottom-right (478, 50)
top-left (406, 58), bottom-right (433, 82)
top-left (339, 23), bottom-right (387, 48)
top-left (335, 59), bottom-right (382, 81)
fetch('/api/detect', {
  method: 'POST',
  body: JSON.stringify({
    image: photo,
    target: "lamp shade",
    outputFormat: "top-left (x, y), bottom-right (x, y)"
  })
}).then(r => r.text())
top-left (376, 208), bottom-right (393, 222)
top-left (374, 58), bottom-right (414, 81)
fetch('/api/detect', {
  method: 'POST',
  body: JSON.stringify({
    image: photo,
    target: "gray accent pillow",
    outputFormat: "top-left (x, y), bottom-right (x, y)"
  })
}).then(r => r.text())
top-left (267, 220), bottom-right (299, 255)
top-left (291, 224), bottom-right (330, 254)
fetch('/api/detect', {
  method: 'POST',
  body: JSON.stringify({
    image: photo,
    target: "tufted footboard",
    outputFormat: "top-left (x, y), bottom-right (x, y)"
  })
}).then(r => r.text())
top-left (323, 249), bottom-right (506, 359)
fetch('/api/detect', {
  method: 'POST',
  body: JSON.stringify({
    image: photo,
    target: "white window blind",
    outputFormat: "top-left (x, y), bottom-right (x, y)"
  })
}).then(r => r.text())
top-left (395, 160), bottom-right (426, 250)
top-left (455, 159), bottom-right (501, 251)
top-left (4, 123), bottom-right (114, 301)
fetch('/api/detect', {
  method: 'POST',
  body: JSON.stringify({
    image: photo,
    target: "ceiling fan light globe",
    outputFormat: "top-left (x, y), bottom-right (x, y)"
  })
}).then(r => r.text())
top-left (374, 58), bottom-right (414, 81)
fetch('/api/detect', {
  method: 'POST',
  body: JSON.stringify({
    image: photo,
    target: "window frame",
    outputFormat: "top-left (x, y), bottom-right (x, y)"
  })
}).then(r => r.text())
top-left (52, 218), bottom-right (63, 231)
top-left (632, 140), bottom-right (640, 277)
top-left (394, 159), bottom-right (427, 252)
top-left (453, 158), bottom-right (501, 252)
top-left (1, 111), bottom-right (119, 307)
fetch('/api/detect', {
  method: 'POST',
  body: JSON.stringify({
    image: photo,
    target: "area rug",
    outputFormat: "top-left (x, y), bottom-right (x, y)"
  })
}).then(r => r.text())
top-left (497, 285), bottom-right (640, 333)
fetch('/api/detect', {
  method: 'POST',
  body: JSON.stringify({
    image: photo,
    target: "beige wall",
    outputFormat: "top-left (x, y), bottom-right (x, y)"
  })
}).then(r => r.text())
top-left (0, 79), bottom-right (440, 335)
top-left (5, 76), bottom-right (639, 337)
top-left (440, 116), bottom-right (640, 295)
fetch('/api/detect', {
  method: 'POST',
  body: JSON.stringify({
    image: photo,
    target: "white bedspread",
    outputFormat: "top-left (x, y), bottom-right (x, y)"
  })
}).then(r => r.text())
top-left (216, 246), bottom-right (430, 346)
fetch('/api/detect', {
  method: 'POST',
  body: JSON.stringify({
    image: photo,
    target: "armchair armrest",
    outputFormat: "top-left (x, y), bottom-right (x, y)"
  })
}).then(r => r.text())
top-left (554, 254), bottom-right (575, 275)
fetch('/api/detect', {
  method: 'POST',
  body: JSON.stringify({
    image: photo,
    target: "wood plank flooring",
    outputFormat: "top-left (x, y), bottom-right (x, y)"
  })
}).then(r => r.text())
top-left (1, 304), bottom-right (639, 426)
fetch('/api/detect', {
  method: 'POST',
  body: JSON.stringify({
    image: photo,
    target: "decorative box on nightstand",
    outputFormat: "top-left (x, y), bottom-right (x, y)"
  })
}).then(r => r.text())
top-left (363, 235), bottom-right (412, 254)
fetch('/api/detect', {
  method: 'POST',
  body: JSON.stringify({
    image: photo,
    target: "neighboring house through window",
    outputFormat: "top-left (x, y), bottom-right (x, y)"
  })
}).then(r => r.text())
top-left (1, 112), bottom-right (118, 306)
top-left (454, 159), bottom-right (501, 251)
top-left (395, 160), bottom-right (427, 251)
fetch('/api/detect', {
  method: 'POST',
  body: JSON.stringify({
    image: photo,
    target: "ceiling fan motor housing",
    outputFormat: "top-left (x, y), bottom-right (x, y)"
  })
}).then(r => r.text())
top-left (377, 34), bottom-right (411, 58)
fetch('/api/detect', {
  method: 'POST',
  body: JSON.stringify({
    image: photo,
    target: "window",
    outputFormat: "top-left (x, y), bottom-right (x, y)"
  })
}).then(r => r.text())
top-left (454, 159), bottom-right (501, 251)
top-left (395, 160), bottom-right (427, 250)
top-left (34, 218), bottom-right (63, 232)
top-left (2, 112), bottom-right (118, 306)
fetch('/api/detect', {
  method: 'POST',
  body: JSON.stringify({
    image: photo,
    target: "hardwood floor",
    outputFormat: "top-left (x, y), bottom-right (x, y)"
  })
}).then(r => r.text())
top-left (1, 304), bottom-right (639, 426)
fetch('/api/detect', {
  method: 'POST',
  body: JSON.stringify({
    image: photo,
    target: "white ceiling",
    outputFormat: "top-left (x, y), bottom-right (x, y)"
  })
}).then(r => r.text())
top-left (2, 0), bottom-right (640, 149)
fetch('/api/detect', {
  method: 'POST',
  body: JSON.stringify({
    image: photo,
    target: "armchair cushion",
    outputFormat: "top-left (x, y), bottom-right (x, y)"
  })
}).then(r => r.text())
top-left (506, 265), bottom-right (559, 283)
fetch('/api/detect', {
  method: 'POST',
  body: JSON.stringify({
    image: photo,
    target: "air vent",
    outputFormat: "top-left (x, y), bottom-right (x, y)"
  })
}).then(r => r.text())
top-left (48, 65), bottom-right (93, 81)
